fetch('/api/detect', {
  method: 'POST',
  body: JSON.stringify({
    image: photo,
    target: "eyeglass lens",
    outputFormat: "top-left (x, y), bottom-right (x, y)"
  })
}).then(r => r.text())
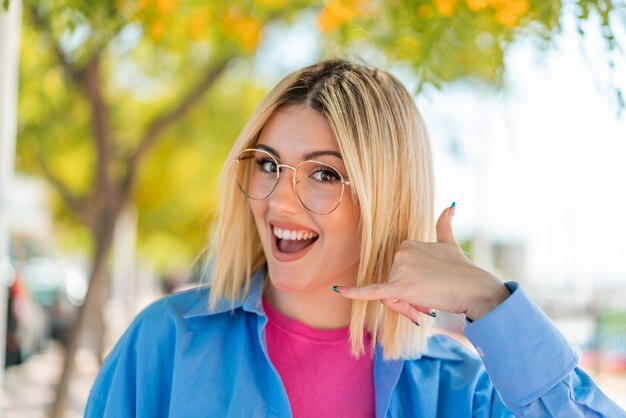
top-left (235, 149), bottom-right (344, 214)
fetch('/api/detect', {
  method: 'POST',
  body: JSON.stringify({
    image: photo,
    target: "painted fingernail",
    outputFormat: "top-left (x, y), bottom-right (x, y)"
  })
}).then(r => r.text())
top-left (414, 320), bottom-right (420, 326)
top-left (449, 201), bottom-right (456, 217)
top-left (332, 285), bottom-right (347, 294)
top-left (426, 311), bottom-right (437, 318)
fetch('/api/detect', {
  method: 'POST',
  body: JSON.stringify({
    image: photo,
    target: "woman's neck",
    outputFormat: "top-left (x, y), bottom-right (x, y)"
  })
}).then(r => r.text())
top-left (262, 278), bottom-right (353, 329)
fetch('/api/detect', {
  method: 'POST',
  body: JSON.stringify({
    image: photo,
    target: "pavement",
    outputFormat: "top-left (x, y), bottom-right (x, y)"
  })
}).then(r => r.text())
top-left (2, 340), bottom-right (96, 418)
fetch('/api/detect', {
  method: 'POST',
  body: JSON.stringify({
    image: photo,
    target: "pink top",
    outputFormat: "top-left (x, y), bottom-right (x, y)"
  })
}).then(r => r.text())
top-left (262, 297), bottom-right (375, 418)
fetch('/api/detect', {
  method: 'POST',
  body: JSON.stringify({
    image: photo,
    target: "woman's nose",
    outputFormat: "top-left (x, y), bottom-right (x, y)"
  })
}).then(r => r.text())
top-left (268, 167), bottom-right (302, 214)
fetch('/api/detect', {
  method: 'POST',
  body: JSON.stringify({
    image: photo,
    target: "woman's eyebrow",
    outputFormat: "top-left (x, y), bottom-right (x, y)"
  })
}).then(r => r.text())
top-left (304, 150), bottom-right (343, 160)
top-left (256, 144), bottom-right (343, 160)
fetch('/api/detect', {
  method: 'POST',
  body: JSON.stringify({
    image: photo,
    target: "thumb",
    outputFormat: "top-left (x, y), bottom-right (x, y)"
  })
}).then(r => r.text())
top-left (436, 202), bottom-right (457, 244)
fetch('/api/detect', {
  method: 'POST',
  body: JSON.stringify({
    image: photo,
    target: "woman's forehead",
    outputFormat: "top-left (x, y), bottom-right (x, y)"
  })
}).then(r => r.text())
top-left (256, 105), bottom-right (341, 161)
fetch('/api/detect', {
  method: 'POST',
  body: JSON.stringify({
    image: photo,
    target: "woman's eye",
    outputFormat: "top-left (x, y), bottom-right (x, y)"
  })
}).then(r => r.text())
top-left (312, 168), bottom-right (341, 183)
top-left (256, 158), bottom-right (277, 173)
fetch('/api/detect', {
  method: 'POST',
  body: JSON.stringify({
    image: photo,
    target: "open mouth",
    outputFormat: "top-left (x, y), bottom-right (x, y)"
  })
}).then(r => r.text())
top-left (272, 224), bottom-right (319, 254)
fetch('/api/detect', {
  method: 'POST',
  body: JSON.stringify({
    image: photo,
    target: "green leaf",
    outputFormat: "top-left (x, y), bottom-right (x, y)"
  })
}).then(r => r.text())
top-left (16, 0), bottom-right (626, 273)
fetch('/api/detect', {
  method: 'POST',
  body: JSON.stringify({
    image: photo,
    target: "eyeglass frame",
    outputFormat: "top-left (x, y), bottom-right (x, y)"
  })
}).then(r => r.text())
top-left (233, 147), bottom-right (351, 215)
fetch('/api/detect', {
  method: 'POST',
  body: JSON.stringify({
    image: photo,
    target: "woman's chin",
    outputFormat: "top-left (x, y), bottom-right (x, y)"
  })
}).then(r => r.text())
top-left (266, 270), bottom-right (310, 293)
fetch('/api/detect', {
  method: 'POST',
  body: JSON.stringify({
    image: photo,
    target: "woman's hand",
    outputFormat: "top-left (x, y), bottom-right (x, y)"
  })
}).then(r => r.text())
top-left (332, 203), bottom-right (512, 324)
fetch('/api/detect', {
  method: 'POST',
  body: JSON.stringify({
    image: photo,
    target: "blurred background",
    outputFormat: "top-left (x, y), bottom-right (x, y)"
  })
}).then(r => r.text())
top-left (1, 0), bottom-right (625, 416)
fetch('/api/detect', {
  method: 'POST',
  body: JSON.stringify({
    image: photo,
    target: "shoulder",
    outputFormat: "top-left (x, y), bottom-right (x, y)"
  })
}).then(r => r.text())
top-left (92, 287), bottom-right (227, 383)
top-left (135, 286), bottom-right (211, 322)
top-left (86, 286), bottom-right (242, 416)
top-left (115, 286), bottom-right (225, 347)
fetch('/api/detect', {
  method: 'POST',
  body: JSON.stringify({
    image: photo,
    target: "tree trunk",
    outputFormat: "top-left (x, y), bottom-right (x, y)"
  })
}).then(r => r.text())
top-left (50, 218), bottom-right (116, 418)
top-left (43, 54), bottom-right (230, 418)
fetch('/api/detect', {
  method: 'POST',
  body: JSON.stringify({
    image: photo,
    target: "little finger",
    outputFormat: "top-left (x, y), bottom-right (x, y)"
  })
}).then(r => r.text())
top-left (380, 298), bottom-right (422, 326)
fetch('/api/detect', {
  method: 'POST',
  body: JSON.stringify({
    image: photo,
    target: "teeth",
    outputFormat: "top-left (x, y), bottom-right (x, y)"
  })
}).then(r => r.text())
top-left (273, 226), bottom-right (318, 240)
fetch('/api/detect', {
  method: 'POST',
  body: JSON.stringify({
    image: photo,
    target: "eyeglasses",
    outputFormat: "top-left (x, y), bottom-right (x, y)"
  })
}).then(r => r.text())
top-left (234, 148), bottom-right (351, 215)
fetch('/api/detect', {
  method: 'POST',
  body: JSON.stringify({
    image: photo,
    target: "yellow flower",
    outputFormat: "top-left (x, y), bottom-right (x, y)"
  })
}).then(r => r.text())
top-left (188, 8), bottom-right (212, 40)
top-left (222, 8), bottom-right (262, 52)
top-left (149, 18), bottom-right (166, 41)
top-left (417, 4), bottom-right (434, 19)
top-left (237, 17), bottom-right (262, 52)
top-left (137, 0), bottom-right (150, 12)
top-left (466, 0), bottom-right (488, 12)
top-left (435, 0), bottom-right (457, 17)
top-left (495, 10), bottom-right (516, 26)
top-left (317, 0), bottom-right (366, 33)
top-left (491, 0), bottom-right (529, 27)
top-left (488, 0), bottom-right (528, 15)
top-left (155, 0), bottom-right (178, 14)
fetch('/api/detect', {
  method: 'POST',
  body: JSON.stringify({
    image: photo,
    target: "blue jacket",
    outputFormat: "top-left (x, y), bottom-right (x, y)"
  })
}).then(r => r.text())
top-left (85, 266), bottom-right (625, 417)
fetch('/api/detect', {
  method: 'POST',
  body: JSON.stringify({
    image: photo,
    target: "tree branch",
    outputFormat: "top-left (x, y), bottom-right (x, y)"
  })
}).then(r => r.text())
top-left (28, 5), bottom-right (85, 83)
top-left (29, 6), bottom-right (116, 208)
top-left (83, 54), bottom-right (115, 205)
top-left (37, 155), bottom-right (92, 227)
top-left (120, 58), bottom-right (231, 199)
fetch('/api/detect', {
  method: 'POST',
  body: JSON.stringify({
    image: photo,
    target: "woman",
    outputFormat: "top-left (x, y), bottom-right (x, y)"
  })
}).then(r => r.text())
top-left (85, 60), bottom-right (625, 417)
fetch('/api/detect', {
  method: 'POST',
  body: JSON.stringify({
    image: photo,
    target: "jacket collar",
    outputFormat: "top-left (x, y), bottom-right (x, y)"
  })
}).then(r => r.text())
top-left (182, 265), bottom-right (267, 319)
top-left (182, 265), bottom-right (462, 362)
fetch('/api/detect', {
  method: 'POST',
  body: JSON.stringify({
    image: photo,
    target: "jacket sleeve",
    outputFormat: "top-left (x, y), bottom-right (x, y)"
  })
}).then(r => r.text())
top-left (84, 301), bottom-right (175, 417)
top-left (464, 282), bottom-right (626, 418)
top-left (84, 314), bottom-right (140, 417)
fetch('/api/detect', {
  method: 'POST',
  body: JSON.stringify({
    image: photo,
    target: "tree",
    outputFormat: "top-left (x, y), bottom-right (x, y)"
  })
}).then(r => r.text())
top-left (4, 0), bottom-right (625, 416)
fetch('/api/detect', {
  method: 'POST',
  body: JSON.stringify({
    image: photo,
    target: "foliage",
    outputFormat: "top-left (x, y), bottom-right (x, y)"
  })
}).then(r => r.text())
top-left (316, 0), bottom-right (624, 92)
top-left (9, 2), bottom-right (625, 414)
top-left (9, 0), bottom-right (626, 275)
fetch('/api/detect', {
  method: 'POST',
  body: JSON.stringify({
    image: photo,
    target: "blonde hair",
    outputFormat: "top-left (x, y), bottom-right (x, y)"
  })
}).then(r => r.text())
top-left (207, 60), bottom-right (436, 360)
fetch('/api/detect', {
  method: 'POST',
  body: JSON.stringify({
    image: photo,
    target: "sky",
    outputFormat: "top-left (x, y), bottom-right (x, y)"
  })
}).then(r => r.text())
top-left (255, 10), bottom-right (626, 289)
top-left (418, 13), bottom-right (626, 288)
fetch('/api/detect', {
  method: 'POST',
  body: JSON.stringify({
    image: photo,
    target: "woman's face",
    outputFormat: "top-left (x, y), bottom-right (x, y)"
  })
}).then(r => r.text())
top-left (249, 104), bottom-right (361, 293)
